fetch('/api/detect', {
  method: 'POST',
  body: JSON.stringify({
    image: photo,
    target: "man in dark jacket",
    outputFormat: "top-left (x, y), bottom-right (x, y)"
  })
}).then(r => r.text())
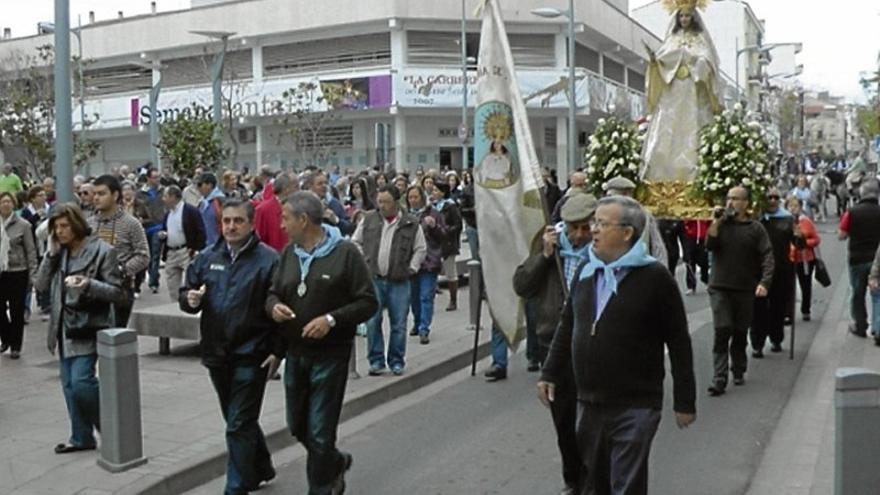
top-left (267, 192), bottom-right (377, 495)
top-left (160, 185), bottom-right (206, 302)
top-left (303, 170), bottom-right (353, 235)
top-left (139, 168), bottom-right (165, 293)
top-left (514, 192), bottom-right (596, 495)
top-left (706, 186), bottom-right (774, 396)
top-left (539, 195), bottom-right (696, 495)
top-left (839, 181), bottom-right (880, 338)
top-left (352, 186), bottom-right (427, 375)
top-left (181, 199), bottom-right (281, 495)
top-left (751, 189), bottom-right (801, 357)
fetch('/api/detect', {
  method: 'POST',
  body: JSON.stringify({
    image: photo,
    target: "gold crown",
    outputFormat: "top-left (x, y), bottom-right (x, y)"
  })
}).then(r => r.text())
top-left (661, 0), bottom-right (710, 13)
top-left (482, 110), bottom-right (513, 142)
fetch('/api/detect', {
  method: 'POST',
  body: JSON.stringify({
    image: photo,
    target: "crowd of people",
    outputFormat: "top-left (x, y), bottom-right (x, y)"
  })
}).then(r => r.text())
top-left (2, 151), bottom-right (878, 494)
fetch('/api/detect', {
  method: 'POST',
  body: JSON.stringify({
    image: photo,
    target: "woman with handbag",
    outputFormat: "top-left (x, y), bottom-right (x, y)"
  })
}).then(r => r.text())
top-left (34, 203), bottom-right (127, 454)
top-left (0, 192), bottom-right (37, 359)
top-left (787, 197), bottom-right (821, 321)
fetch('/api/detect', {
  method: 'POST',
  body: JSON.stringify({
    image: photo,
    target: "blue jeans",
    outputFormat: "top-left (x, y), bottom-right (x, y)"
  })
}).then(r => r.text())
top-left (146, 230), bottom-right (162, 289)
top-left (465, 226), bottom-right (480, 261)
top-left (367, 278), bottom-right (410, 370)
top-left (849, 262), bottom-right (874, 333)
top-left (491, 324), bottom-right (508, 370)
top-left (285, 354), bottom-right (350, 495)
top-left (208, 361), bottom-right (274, 495)
top-left (410, 272), bottom-right (439, 336)
top-left (59, 353), bottom-right (100, 448)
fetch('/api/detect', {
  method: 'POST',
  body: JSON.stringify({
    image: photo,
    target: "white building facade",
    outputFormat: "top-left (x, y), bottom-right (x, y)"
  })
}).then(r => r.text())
top-left (0, 0), bottom-right (674, 179)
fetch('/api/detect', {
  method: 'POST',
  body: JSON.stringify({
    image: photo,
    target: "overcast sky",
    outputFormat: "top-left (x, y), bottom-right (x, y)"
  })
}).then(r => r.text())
top-left (630, 0), bottom-right (879, 103)
top-left (2, 0), bottom-right (878, 103)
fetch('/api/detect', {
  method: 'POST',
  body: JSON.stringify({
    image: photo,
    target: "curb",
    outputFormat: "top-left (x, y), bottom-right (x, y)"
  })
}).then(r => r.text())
top-left (120, 337), bottom-right (492, 495)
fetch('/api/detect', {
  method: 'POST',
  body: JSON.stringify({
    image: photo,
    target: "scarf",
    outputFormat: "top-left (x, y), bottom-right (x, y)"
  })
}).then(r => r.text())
top-left (294, 224), bottom-right (343, 285)
top-left (0, 214), bottom-right (10, 272)
top-left (432, 198), bottom-right (452, 212)
top-left (763, 207), bottom-right (792, 221)
top-left (557, 222), bottom-right (590, 262)
top-left (578, 240), bottom-right (656, 294)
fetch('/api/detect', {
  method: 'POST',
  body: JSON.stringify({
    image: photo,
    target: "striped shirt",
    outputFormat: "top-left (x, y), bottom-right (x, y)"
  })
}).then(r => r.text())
top-left (88, 209), bottom-right (150, 278)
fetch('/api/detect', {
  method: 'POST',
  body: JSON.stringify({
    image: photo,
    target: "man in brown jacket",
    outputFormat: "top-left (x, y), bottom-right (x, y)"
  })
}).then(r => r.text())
top-left (514, 192), bottom-right (596, 495)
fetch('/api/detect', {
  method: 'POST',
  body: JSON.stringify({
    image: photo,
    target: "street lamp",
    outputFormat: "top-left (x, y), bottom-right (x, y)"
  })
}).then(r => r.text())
top-left (735, 40), bottom-right (802, 106)
top-left (532, 1), bottom-right (578, 179)
top-left (41, 17), bottom-right (87, 153)
top-left (52, 0), bottom-right (73, 202)
top-left (130, 60), bottom-right (164, 171)
top-left (190, 30), bottom-right (236, 130)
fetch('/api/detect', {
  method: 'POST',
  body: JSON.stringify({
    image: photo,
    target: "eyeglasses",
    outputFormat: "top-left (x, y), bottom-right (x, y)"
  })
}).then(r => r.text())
top-left (589, 219), bottom-right (630, 231)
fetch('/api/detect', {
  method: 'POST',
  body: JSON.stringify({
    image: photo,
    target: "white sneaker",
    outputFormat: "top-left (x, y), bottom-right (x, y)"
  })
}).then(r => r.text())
top-left (686, 288), bottom-right (696, 295)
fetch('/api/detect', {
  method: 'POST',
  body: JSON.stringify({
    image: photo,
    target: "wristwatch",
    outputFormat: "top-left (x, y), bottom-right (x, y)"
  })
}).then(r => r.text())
top-left (325, 314), bottom-right (337, 328)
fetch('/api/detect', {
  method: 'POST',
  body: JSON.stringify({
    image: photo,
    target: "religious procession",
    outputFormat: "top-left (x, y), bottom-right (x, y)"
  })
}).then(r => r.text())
top-left (0, 0), bottom-right (878, 494)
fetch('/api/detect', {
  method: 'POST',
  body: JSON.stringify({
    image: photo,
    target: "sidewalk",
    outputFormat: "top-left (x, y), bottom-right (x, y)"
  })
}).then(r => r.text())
top-left (0, 281), bottom-right (491, 495)
top-left (746, 257), bottom-right (880, 494)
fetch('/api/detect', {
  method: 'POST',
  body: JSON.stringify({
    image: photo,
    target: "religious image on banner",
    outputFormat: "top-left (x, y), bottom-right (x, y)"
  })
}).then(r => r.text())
top-left (474, 0), bottom-right (547, 349)
top-left (475, 104), bottom-right (520, 189)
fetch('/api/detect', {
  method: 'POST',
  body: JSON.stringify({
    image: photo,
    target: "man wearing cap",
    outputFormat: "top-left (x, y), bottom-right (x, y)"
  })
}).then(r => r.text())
top-left (840, 180), bottom-right (880, 339)
top-left (603, 176), bottom-right (668, 263)
top-left (514, 192), bottom-right (597, 495)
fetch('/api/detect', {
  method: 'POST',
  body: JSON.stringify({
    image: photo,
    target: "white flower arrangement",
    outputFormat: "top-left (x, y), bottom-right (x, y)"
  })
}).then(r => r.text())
top-left (583, 116), bottom-right (643, 196)
top-left (695, 106), bottom-right (773, 206)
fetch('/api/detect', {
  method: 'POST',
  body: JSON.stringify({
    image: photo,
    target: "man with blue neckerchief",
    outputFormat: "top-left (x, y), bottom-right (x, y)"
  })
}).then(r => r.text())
top-left (539, 195), bottom-right (696, 495)
top-left (514, 191), bottom-right (597, 495)
top-left (266, 191), bottom-right (378, 495)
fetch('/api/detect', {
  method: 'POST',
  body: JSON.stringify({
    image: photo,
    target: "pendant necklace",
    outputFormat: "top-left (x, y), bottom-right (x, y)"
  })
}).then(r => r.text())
top-left (297, 281), bottom-right (307, 297)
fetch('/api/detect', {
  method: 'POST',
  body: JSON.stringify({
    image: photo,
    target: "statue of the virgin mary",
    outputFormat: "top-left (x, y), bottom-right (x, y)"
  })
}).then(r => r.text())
top-left (641, 0), bottom-right (725, 182)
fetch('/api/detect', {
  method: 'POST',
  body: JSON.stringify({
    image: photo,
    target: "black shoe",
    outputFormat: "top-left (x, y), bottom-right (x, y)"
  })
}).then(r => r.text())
top-left (849, 324), bottom-right (868, 338)
top-left (733, 375), bottom-right (745, 386)
top-left (150, 286), bottom-right (159, 294)
top-left (783, 316), bottom-right (793, 326)
top-left (484, 365), bottom-right (507, 382)
top-left (0, 343), bottom-right (8, 354)
top-left (527, 360), bottom-right (541, 372)
top-left (803, 313), bottom-right (811, 322)
top-left (245, 468), bottom-right (277, 491)
top-left (409, 327), bottom-right (418, 336)
top-left (9, 350), bottom-right (20, 359)
top-left (771, 343), bottom-right (783, 353)
top-left (54, 443), bottom-right (96, 454)
top-left (752, 349), bottom-right (764, 358)
top-left (331, 452), bottom-right (353, 495)
top-left (419, 334), bottom-right (430, 345)
top-left (874, 336), bottom-right (880, 347)
top-left (707, 383), bottom-right (726, 396)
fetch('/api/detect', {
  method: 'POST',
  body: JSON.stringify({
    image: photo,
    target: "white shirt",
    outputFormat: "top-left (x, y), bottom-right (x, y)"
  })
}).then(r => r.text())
top-left (166, 201), bottom-right (186, 247)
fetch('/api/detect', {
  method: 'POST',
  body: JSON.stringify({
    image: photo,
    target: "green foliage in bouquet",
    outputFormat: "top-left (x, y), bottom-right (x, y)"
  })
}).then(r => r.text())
top-left (695, 106), bottom-right (773, 208)
top-left (584, 117), bottom-right (643, 197)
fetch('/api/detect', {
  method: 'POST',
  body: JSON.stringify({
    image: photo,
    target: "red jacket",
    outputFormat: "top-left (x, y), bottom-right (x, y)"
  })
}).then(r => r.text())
top-left (684, 219), bottom-right (711, 241)
top-left (790, 214), bottom-right (820, 263)
top-left (254, 197), bottom-right (287, 253)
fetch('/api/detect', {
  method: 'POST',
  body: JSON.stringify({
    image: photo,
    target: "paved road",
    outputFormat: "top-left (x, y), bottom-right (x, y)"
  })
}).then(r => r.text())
top-left (189, 225), bottom-right (846, 495)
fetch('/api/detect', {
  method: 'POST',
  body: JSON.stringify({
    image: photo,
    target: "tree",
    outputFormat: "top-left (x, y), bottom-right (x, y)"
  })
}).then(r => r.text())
top-left (274, 82), bottom-right (342, 168)
top-left (0, 45), bottom-right (100, 179)
top-left (773, 89), bottom-right (800, 154)
top-left (156, 105), bottom-right (229, 175)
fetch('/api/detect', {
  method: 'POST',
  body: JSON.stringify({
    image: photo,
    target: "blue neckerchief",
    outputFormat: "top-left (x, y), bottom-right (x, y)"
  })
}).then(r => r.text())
top-left (763, 207), bottom-right (792, 220)
top-left (432, 198), bottom-right (451, 212)
top-left (578, 240), bottom-right (656, 294)
top-left (556, 222), bottom-right (590, 263)
top-left (293, 225), bottom-right (343, 286)
top-left (410, 207), bottom-right (426, 216)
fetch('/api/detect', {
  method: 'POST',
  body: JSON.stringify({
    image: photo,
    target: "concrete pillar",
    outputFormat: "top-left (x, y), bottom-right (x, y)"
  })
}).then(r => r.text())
top-left (556, 115), bottom-right (569, 184)
top-left (97, 329), bottom-right (147, 473)
top-left (255, 124), bottom-right (264, 166)
top-left (835, 367), bottom-right (880, 495)
top-left (252, 45), bottom-right (263, 83)
top-left (393, 111), bottom-right (407, 173)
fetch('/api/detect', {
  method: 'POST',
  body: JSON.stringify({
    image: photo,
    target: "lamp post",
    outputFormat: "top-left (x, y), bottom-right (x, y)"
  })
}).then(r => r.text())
top-left (461, 0), bottom-right (468, 171)
top-left (52, 0), bottom-right (73, 202)
top-left (532, 0), bottom-right (578, 178)
top-left (736, 40), bottom-right (802, 107)
top-left (190, 30), bottom-right (236, 131)
top-left (131, 60), bottom-right (164, 171)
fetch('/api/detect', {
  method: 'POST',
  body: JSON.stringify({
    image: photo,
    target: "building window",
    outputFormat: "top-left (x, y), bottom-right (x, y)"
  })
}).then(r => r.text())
top-left (544, 127), bottom-right (557, 147)
top-left (263, 33), bottom-right (391, 77)
top-left (603, 56), bottom-right (625, 84)
top-left (627, 69), bottom-right (645, 92)
top-left (407, 31), bottom-right (553, 67)
top-left (162, 49), bottom-right (253, 88)
top-left (575, 43), bottom-right (600, 73)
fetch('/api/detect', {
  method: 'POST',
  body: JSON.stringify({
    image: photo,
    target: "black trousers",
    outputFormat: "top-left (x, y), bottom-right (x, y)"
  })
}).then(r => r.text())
top-left (541, 332), bottom-right (583, 490)
top-left (576, 404), bottom-right (661, 495)
top-left (795, 261), bottom-right (816, 316)
top-left (0, 270), bottom-right (29, 352)
top-left (709, 289), bottom-right (755, 385)
top-left (751, 269), bottom-right (794, 350)
top-left (683, 238), bottom-right (709, 290)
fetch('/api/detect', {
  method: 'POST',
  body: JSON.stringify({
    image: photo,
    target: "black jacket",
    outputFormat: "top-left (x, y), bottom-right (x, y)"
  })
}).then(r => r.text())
top-left (266, 240), bottom-right (378, 358)
top-left (846, 198), bottom-right (880, 265)
top-left (706, 219), bottom-right (774, 292)
top-left (542, 262), bottom-right (696, 414)
top-left (161, 202), bottom-right (206, 259)
top-left (180, 234), bottom-right (282, 367)
top-left (512, 235), bottom-right (565, 338)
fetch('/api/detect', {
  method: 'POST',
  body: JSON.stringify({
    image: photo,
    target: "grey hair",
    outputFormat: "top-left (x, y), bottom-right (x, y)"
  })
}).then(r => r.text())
top-left (273, 174), bottom-right (291, 195)
top-left (598, 195), bottom-right (646, 245)
top-left (283, 191), bottom-right (324, 225)
top-left (860, 180), bottom-right (879, 200)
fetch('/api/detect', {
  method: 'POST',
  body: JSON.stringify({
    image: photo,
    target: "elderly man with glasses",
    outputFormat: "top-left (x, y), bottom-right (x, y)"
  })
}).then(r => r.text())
top-left (705, 186), bottom-right (774, 397)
